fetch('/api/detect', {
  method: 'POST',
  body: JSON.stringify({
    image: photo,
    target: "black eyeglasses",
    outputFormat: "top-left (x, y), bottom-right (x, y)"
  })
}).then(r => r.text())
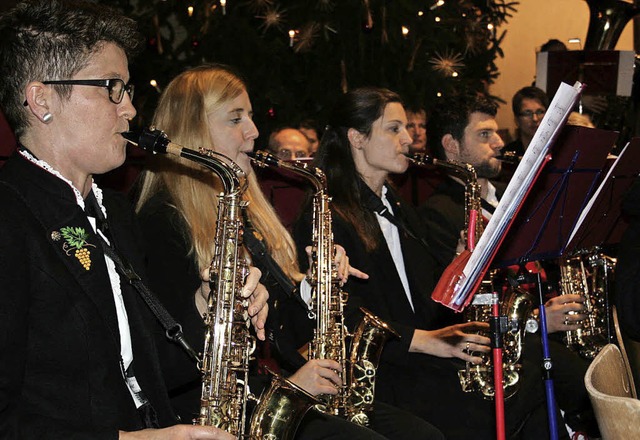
top-left (42, 78), bottom-right (134, 104)
top-left (518, 109), bottom-right (545, 119)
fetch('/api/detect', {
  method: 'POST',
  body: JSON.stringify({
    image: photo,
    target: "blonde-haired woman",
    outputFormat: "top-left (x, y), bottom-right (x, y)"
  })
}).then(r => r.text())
top-left (135, 64), bottom-right (440, 439)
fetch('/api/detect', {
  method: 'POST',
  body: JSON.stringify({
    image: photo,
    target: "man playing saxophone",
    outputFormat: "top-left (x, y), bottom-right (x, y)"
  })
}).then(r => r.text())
top-left (419, 94), bottom-right (599, 438)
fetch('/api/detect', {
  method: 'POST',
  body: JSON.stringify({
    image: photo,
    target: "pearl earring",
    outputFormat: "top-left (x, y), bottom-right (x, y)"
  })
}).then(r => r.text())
top-left (42, 112), bottom-right (53, 123)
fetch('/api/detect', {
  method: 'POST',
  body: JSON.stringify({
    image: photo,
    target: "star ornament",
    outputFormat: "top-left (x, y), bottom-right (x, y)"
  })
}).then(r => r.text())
top-left (429, 50), bottom-right (465, 77)
top-left (256, 5), bottom-right (287, 32)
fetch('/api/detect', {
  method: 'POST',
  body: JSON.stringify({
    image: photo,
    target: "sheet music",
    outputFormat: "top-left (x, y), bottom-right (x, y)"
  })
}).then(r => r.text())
top-left (450, 82), bottom-right (583, 308)
top-left (567, 143), bottom-right (629, 247)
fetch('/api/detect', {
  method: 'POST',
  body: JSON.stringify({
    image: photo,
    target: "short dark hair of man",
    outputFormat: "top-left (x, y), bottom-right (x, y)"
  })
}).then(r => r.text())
top-left (540, 39), bottom-right (567, 52)
top-left (511, 86), bottom-right (550, 117)
top-left (428, 94), bottom-right (498, 160)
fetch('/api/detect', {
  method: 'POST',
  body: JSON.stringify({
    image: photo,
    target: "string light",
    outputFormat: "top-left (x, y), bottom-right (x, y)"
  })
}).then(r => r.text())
top-left (150, 79), bottom-right (161, 93)
top-left (437, 92), bottom-right (443, 97)
top-left (187, 5), bottom-right (194, 17)
top-left (417, 10), bottom-right (424, 17)
top-left (435, 16), bottom-right (441, 22)
top-left (288, 29), bottom-right (295, 47)
top-left (430, 0), bottom-right (445, 10)
top-left (401, 26), bottom-right (409, 38)
top-left (220, 0), bottom-right (227, 15)
top-left (487, 23), bottom-right (494, 30)
top-left (452, 71), bottom-right (459, 77)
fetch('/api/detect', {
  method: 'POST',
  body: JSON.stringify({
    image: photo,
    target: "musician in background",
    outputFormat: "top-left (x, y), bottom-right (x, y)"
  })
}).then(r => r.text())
top-left (405, 105), bottom-right (428, 154)
top-left (267, 126), bottom-right (312, 160)
top-left (0, 1), bottom-right (264, 438)
top-left (134, 64), bottom-right (441, 439)
top-left (294, 86), bottom-right (558, 439)
top-left (504, 86), bottom-right (549, 157)
top-left (419, 94), bottom-right (599, 438)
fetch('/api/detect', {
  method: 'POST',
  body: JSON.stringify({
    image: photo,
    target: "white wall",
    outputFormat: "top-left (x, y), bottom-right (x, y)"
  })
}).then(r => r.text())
top-left (491, 0), bottom-right (634, 140)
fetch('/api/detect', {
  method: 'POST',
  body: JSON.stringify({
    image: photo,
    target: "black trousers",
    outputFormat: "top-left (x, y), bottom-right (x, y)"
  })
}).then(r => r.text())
top-left (294, 401), bottom-right (444, 440)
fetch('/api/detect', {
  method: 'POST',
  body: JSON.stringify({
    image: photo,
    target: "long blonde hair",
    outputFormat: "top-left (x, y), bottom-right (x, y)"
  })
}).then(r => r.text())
top-left (135, 64), bottom-right (303, 282)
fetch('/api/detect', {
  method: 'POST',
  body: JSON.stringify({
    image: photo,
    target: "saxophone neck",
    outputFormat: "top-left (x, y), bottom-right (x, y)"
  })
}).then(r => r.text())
top-left (248, 150), bottom-right (325, 193)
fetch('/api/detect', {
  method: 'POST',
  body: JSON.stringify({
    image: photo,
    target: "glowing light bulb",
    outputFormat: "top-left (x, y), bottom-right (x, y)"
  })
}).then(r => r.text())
top-left (150, 79), bottom-right (161, 93)
top-left (487, 23), bottom-right (494, 30)
top-left (220, 0), bottom-right (226, 15)
top-left (437, 92), bottom-right (442, 97)
top-left (402, 26), bottom-right (409, 37)
top-left (418, 11), bottom-right (424, 17)
top-left (288, 29), bottom-right (295, 47)
top-left (452, 71), bottom-right (459, 77)
top-left (435, 16), bottom-right (441, 22)
top-left (187, 6), bottom-right (194, 17)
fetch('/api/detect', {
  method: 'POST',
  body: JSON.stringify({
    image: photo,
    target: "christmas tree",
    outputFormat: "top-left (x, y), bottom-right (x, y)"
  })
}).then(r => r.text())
top-left (114, 0), bottom-right (518, 137)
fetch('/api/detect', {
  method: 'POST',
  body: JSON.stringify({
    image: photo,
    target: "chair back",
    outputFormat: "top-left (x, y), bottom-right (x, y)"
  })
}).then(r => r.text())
top-left (584, 343), bottom-right (640, 439)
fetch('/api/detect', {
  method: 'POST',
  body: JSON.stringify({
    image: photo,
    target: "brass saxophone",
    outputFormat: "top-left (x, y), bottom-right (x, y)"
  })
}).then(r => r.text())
top-left (125, 128), bottom-right (318, 439)
top-left (249, 150), bottom-right (399, 426)
top-left (559, 249), bottom-right (614, 359)
top-left (406, 152), bottom-right (534, 399)
top-left (406, 153), bottom-right (482, 246)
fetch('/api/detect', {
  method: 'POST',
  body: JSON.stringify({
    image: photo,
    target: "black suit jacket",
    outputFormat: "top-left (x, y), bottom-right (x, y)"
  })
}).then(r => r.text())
top-left (0, 153), bottom-right (176, 439)
top-left (294, 182), bottom-right (457, 367)
top-left (418, 177), bottom-right (505, 270)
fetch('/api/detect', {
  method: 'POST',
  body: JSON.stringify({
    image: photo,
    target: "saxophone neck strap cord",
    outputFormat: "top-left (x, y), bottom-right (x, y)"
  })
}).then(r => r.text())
top-left (98, 238), bottom-right (200, 364)
top-left (242, 215), bottom-right (310, 311)
top-left (86, 194), bottom-right (200, 365)
top-left (362, 182), bottom-right (431, 252)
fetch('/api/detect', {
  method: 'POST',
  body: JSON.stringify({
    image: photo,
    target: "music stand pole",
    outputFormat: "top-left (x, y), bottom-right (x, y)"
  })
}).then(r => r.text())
top-left (490, 292), bottom-right (506, 440)
top-left (537, 273), bottom-right (559, 440)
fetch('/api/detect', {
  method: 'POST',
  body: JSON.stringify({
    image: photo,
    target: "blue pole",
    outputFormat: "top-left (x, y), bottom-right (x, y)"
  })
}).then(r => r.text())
top-left (537, 272), bottom-right (559, 440)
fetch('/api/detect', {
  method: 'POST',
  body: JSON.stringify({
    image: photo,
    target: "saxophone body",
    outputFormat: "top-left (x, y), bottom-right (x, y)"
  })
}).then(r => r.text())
top-left (559, 250), bottom-right (614, 359)
top-left (125, 128), bottom-right (317, 439)
top-left (407, 153), bottom-right (534, 400)
top-left (249, 150), bottom-right (398, 426)
top-left (459, 277), bottom-right (535, 399)
top-left (196, 169), bottom-right (252, 434)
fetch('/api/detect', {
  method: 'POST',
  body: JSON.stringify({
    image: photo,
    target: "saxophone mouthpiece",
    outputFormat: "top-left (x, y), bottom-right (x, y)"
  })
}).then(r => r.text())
top-left (247, 150), bottom-right (281, 168)
top-left (495, 151), bottom-right (522, 164)
top-left (122, 127), bottom-right (170, 154)
top-left (121, 130), bottom-right (138, 146)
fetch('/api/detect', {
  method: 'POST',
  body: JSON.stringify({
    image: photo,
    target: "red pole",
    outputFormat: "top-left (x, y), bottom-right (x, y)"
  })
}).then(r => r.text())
top-left (491, 293), bottom-right (506, 440)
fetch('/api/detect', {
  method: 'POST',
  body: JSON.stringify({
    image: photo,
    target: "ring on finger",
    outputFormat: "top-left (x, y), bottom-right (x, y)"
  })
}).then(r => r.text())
top-left (464, 341), bottom-right (470, 354)
top-left (564, 316), bottom-right (570, 326)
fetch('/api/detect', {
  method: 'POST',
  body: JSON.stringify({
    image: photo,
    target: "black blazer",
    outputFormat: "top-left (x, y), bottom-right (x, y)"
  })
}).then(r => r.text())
top-left (0, 153), bottom-right (176, 439)
top-left (294, 182), bottom-right (456, 367)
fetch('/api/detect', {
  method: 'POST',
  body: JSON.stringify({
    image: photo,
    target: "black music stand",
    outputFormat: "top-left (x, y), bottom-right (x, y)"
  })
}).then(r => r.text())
top-left (566, 137), bottom-right (640, 253)
top-left (492, 125), bottom-right (617, 267)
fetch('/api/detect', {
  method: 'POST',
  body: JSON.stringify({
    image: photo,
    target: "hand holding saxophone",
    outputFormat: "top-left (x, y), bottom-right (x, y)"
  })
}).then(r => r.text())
top-left (304, 244), bottom-right (369, 286)
top-left (195, 266), bottom-right (269, 341)
top-left (409, 322), bottom-right (491, 364)
top-left (288, 359), bottom-right (343, 396)
top-left (540, 294), bottom-right (586, 333)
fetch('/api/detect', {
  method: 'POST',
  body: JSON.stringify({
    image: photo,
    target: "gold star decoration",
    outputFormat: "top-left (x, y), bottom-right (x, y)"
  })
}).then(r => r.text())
top-left (428, 50), bottom-right (465, 77)
top-left (294, 22), bottom-right (319, 53)
top-left (256, 5), bottom-right (287, 33)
